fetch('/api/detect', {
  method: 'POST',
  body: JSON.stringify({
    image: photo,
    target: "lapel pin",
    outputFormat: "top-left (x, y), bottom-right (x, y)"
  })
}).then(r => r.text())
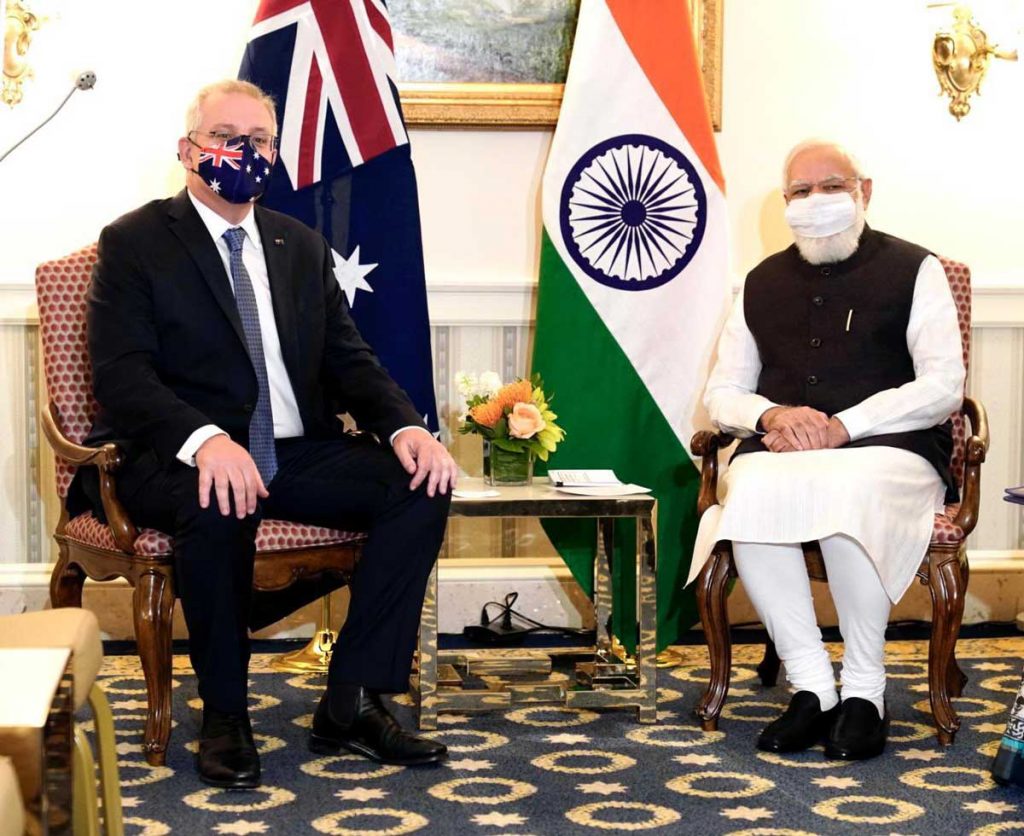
top-left (274, 237), bottom-right (285, 246)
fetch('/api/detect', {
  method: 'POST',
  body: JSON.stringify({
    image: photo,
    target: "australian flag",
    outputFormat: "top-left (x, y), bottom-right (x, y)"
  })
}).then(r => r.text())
top-left (239, 0), bottom-right (439, 435)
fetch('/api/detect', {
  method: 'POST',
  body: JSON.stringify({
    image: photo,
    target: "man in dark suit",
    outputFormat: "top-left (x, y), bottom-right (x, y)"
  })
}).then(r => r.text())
top-left (82, 80), bottom-right (457, 788)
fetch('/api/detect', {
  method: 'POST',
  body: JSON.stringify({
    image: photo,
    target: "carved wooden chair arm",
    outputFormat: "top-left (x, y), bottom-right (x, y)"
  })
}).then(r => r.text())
top-left (41, 401), bottom-right (138, 553)
top-left (690, 430), bottom-right (737, 517)
top-left (952, 396), bottom-right (989, 536)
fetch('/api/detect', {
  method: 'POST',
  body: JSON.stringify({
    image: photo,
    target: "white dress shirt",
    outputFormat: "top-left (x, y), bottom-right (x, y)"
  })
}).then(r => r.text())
top-left (177, 191), bottom-right (429, 466)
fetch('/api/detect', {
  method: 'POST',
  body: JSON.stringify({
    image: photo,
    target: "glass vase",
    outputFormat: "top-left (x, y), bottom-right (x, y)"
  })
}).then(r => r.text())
top-left (483, 440), bottom-right (534, 486)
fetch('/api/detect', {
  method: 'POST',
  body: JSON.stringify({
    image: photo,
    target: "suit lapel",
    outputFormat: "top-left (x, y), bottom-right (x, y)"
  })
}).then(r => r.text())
top-left (166, 191), bottom-right (248, 350)
top-left (255, 207), bottom-right (303, 392)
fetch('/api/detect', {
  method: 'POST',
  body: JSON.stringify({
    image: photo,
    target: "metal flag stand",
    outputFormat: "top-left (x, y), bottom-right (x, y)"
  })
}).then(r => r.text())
top-left (269, 594), bottom-right (336, 673)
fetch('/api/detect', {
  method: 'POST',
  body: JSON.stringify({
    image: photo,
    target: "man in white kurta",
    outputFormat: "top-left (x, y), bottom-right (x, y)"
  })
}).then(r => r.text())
top-left (690, 140), bottom-right (964, 760)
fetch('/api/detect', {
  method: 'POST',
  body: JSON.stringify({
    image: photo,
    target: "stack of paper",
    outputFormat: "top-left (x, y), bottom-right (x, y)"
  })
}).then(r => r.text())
top-left (547, 469), bottom-right (651, 497)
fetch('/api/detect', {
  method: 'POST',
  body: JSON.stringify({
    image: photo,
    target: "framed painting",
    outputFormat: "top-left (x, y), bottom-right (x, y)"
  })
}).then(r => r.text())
top-left (396, 0), bottom-right (724, 130)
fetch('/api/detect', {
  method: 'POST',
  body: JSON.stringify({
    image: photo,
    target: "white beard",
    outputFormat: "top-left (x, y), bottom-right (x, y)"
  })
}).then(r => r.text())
top-left (793, 197), bottom-right (867, 265)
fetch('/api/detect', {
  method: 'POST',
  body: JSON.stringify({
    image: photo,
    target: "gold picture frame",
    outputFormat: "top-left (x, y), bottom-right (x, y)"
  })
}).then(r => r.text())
top-left (399, 0), bottom-right (723, 131)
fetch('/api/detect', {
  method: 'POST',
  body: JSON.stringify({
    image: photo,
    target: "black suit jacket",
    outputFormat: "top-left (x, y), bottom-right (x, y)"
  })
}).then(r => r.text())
top-left (71, 190), bottom-right (423, 516)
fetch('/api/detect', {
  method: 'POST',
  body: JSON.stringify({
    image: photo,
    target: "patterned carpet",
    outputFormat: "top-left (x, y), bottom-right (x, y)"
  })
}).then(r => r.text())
top-left (86, 638), bottom-right (1024, 835)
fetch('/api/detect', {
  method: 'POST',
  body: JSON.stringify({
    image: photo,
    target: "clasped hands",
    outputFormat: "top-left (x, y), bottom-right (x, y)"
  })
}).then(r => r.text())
top-left (758, 406), bottom-right (850, 453)
top-left (195, 428), bottom-right (457, 518)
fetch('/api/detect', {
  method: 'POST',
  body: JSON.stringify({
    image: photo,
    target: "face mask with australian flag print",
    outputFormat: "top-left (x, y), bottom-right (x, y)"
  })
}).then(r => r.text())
top-left (190, 134), bottom-right (273, 204)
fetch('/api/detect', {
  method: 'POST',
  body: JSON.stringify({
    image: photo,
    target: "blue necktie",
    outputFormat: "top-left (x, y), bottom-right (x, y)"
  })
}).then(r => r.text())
top-left (223, 227), bottom-right (278, 484)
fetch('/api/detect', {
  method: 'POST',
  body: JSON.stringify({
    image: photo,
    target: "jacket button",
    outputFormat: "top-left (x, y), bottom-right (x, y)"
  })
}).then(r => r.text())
top-left (821, 266), bottom-right (832, 277)
top-left (812, 295), bottom-right (824, 306)
top-left (807, 375), bottom-right (819, 385)
top-left (810, 337), bottom-right (822, 348)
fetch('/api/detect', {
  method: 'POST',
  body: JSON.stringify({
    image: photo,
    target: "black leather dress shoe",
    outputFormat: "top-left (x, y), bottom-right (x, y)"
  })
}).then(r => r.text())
top-left (757, 691), bottom-right (839, 753)
top-left (310, 685), bottom-right (447, 766)
top-left (825, 697), bottom-right (889, 760)
top-left (197, 709), bottom-right (261, 789)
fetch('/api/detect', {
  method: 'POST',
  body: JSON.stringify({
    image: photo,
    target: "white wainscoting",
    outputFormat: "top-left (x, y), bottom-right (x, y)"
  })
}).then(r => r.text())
top-left (1, 281), bottom-right (1022, 633)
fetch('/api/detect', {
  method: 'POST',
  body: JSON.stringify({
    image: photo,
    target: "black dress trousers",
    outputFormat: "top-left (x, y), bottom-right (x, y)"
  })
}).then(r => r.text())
top-left (116, 433), bottom-right (450, 714)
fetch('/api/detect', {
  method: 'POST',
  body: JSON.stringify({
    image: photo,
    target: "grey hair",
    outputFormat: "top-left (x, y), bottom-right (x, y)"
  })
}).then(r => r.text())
top-left (184, 79), bottom-right (278, 137)
top-left (782, 139), bottom-right (866, 189)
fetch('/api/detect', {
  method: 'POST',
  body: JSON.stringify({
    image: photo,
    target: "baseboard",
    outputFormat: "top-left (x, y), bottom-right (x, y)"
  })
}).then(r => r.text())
top-left (3, 552), bottom-right (1022, 640)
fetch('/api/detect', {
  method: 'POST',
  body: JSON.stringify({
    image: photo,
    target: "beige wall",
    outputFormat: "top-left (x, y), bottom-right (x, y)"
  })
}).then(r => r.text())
top-left (2, 1), bottom-right (1021, 289)
top-left (2, 0), bottom-right (1023, 630)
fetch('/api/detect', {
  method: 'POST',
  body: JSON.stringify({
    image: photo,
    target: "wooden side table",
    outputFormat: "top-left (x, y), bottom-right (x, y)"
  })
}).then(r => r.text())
top-left (415, 477), bottom-right (658, 729)
top-left (0, 648), bottom-right (73, 836)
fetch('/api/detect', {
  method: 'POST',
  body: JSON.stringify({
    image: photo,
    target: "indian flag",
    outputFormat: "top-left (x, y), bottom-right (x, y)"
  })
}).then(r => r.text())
top-left (532, 0), bottom-right (730, 650)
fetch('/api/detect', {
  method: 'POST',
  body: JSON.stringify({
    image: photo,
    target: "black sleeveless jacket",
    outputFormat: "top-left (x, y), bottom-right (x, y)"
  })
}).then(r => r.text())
top-left (735, 227), bottom-right (957, 502)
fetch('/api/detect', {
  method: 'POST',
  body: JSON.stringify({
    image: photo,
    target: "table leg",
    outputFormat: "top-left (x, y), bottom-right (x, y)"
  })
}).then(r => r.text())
top-left (637, 512), bottom-right (658, 723)
top-left (594, 519), bottom-right (615, 655)
top-left (416, 563), bottom-right (439, 730)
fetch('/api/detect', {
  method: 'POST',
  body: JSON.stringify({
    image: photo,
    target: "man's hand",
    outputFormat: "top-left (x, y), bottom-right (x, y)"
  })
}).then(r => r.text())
top-left (826, 416), bottom-right (850, 448)
top-left (762, 429), bottom-right (797, 453)
top-left (759, 406), bottom-right (830, 451)
top-left (195, 435), bottom-right (268, 518)
top-left (763, 414), bottom-right (851, 453)
top-left (393, 429), bottom-right (458, 497)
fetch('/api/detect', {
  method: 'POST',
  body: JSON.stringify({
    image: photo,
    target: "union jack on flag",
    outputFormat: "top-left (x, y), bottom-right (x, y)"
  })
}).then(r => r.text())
top-left (197, 142), bottom-right (245, 170)
top-left (244, 0), bottom-right (407, 190)
top-left (238, 0), bottom-right (440, 436)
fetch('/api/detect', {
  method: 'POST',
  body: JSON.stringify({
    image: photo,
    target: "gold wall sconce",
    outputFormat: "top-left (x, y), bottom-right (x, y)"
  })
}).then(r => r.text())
top-left (932, 4), bottom-right (1019, 120)
top-left (3, 1), bottom-right (42, 107)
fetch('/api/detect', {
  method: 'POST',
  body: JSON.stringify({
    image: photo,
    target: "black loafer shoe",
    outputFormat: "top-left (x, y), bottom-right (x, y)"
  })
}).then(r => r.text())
top-left (197, 709), bottom-right (260, 789)
top-left (757, 691), bottom-right (839, 753)
top-left (825, 697), bottom-right (889, 761)
top-left (310, 685), bottom-right (447, 766)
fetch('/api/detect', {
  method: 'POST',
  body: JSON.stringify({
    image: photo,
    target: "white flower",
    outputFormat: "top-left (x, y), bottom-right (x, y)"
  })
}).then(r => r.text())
top-left (478, 371), bottom-right (503, 397)
top-left (454, 371), bottom-right (478, 399)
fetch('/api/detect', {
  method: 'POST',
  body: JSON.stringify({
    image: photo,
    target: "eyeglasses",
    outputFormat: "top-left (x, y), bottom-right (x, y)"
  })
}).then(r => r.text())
top-left (189, 130), bottom-right (278, 153)
top-left (784, 176), bottom-right (861, 201)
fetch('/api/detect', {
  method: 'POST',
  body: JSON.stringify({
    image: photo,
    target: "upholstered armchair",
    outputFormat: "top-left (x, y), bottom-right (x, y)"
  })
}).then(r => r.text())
top-left (690, 256), bottom-right (988, 746)
top-left (37, 244), bottom-right (366, 766)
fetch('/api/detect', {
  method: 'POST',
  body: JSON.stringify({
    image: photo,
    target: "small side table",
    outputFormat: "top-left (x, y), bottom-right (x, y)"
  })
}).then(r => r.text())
top-left (0, 648), bottom-right (73, 836)
top-left (415, 477), bottom-right (657, 729)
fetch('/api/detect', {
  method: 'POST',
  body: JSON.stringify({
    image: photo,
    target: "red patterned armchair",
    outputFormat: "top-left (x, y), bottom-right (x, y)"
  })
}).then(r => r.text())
top-left (690, 256), bottom-right (989, 746)
top-left (37, 244), bottom-right (366, 766)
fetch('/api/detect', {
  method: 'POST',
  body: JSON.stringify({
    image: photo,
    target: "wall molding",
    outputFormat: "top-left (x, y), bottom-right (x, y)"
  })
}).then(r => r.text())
top-left (3, 554), bottom-right (1021, 635)
top-left (4, 552), bottom-right (1020, 590)
top-left (3, 280), bottom-right (1024, 328)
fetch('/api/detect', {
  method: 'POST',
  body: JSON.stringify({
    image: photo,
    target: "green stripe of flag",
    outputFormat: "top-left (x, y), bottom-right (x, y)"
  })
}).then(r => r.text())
top-left (532, 229), bottom-right (701, 652)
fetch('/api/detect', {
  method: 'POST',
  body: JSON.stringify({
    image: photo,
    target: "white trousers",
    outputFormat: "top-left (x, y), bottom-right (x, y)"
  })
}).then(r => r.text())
top-left (732, 534), bottom-right (891, 715)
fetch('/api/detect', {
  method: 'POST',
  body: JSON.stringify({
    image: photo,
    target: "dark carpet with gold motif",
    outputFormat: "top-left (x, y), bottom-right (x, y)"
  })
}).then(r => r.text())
top-left (86, 637), bottom-right (1024, 835)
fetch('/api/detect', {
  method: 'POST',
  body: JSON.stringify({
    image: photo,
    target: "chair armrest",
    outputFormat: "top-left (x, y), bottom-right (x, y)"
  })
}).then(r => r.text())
top-left (951, 396), bottom-right (989, 536)
top-left (690, 430), bottom-right (737, 517)
top-left (41, 402), bottom-right (138, 553)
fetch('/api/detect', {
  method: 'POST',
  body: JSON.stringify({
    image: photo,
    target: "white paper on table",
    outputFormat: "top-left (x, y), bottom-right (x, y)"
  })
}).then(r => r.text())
top-left (553, 483), bottom-right (651, 497)
top-left (547, 468), bottom-right (622, 487)
top-left (452, 489), bottom-right (501, 499)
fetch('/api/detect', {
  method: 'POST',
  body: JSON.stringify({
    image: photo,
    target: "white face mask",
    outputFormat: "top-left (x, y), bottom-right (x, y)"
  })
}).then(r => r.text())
top-left (784, 192), bottom-right (857, 239)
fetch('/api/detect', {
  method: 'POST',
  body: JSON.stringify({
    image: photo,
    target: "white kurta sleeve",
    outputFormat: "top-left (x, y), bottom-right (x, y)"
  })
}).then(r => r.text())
top-left (703, 288), bottom-right (779, 437)
top-left (833, 255), bottom-right (965, 441)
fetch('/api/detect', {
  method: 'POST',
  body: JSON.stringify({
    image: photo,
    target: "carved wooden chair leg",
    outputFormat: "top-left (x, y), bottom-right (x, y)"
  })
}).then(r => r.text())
top-left (947, 553), bottom-right (970, 699)
top-left (133, 569), bottom-right (176, 766)
top-left (926, 545), bottom-right (966, 745)
top-left (695, 545), bottom-right (733, 731)
top-left (49, 546), bottom-right (85, 608)
top-left (757, 639), bottom-right (781, 687)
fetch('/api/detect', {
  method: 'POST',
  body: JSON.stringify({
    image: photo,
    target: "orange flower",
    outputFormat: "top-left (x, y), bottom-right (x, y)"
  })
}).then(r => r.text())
top-left (469, 399), bottom-right (504, 428)
top-left (495, 379), bottom-right (533, 410)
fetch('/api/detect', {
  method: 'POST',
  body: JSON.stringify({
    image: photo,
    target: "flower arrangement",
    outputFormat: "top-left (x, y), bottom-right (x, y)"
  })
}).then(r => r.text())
top-left (455, 371), bottom-right (565, 461)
